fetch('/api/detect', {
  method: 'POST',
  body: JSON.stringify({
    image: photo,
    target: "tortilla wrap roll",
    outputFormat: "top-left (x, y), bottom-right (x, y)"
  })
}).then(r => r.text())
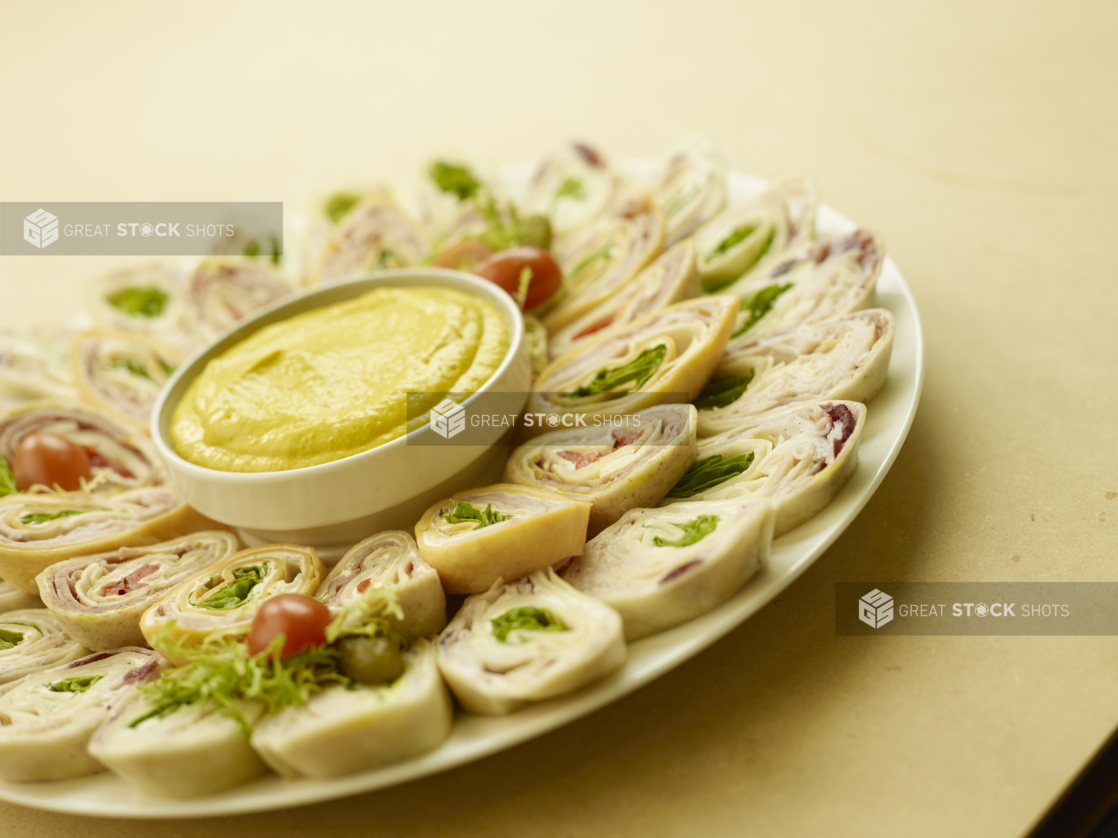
top-left (0, 327), bottom-right (78, 402)
top-left (528, 296), bottom-right (737, 433)
top-left (189, 257), bottom-right (293, 340)
top-left (251, 639), bottom-right (451, 779)
top-left (720, 229), bottom-right (884, 354)
top-left (694, 178), bottom-right (816, 291)
top-left (139, 544), bottom-right (325, 662)
top-left (654, 134), bottom-right (727, 246)
top-left (565, 499), bottom-right (774, 641)
top-left (542, 193), bottom-right (665, 333)
top-left (523, 141), bottom-right (622, 241)
top-left (0, 487), bottom-right (209, 593)
top-left (437, 568), bottom-right (626, 714)
top-left (0, 580), bottom-right (39, 614)
top-left (415, 484), bottom-right (591, 594)
top-left (37, 531), bottom-right (241, 651)
top-left (315, 190), bottom-right (430, 285)
top-left (547, 240), bottom-right (701, 361)
top-left (697, 309), bottom-right (894, 437)
top-left (504, 404), bottom-right (698, 535)
top-left (317, 531), bottom-right (446, 640)
top-left (0, 608), bottom-right (87, 685)
top-left (667, 401), bottom-right (866, 536)
top-left (70, 330), bottom-right (181, 432)
top-left (89, 695), bottom-right (267, 798)
top-left (0, 647), bottom-right (162, 781)
top-left (83, 264), bottom-right (198, 353)
top-left (0, 401), bottom-right (168, 494)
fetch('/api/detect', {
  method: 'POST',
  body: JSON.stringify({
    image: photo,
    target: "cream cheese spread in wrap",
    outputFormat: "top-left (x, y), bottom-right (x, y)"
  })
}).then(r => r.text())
top-left (0, 327), bottom-right (78, 402)
top-left (315, 190), bottom-right (430, 285)
top-left (667, 401), bottom-right (866, 536)
top-left (565, 499), bottom-right (774, 641)
top-left (653, 134), bottom-right (727, 246)
top-left (0, 580), bottom-right (39, 613)
top-left (697, 309), bottom-right (895, 437)
top-left (90, 695), bottom-right (266, 798)
top-left (140, 544), bottom-right (324, 662)
top-left (694, 178), bottom-right (816, 291)
top-left (529, 296), bottom-right (737, 431)
top-left (543, 193), bottom-right (665, 333)
top-left (83, 264), bottom-right (198, 353)
top-left (547, 240), bottom-right (702, 361)
top-left (523, 141), bottom-right (622, 241)
top-left (0, 487), bottom-right (208, 593)
top-left (504, 404), bottom-right (698, 535)
top-left (415, 484), bottom-right (591, 594)
top-left (0, 608), bottom-right (87, 685)
top-left (317, 531), bottom-right (446, 640)
top-left (70, 331), bottom-right (181, 432)
top-left (720, 229), bottom-right (884, 355)
top-left (189, 257), bottom-right (293, 340)
top-left (437, 569), bottom-right (625, 714)
top-left (0, 647), bottom-right (162, 781)
top-left (38, 531), bottom-right (241, 651)
top-left (0, 402), bottom-right (168, 493)
top-left (251, 639), bottom-right (451, 779)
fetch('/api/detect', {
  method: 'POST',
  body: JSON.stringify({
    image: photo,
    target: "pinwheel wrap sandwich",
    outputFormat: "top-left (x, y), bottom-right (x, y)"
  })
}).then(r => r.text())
top-left (415, 485), bottom-right (591, 594)
top-left (654, 134), bottom-right (727, 246)
top-left (504, 404), bottom-right (698, 534)
top-left (317, 531), bottom-right (446, 640)
top-left (0, 647), bottom-right (161, 781)
top-left (189, 257), bottom-right (293, 340)
top-left (0, 487), bottom-right (208, 593)
top-left (697, 309), bottom-right (894, 437)
top-left (720, 229), bottom-right (883, 353)
top-left (83, 264), bottom-right (198, 353)
top-left (0, 580), bottom-right (39, 613)
top-left (694, 178), bottom-right (816, 290)
top-left (90, 695), bottom-right (267, 798)
top-left (315, 191), bottom-right (430, 284)
top-left (523, 141), bottom-right (622, 241)
top-left (0, 402), bottom-right (168, 493)
top-left (0, 327), bottom-right (78, 402)
top-left (70, 331), bottom-right (181, 432)
top-left (669, 401), bottom-right (865, 536)
top-left (139, 544), bottom-right (324, 661)
top-left (528, 296), bottom-right (737, 432)
top-left (543, 193), bottom-right (665, 332)
top-left (547, 240), bottom-right (701, 361)
top-left (565, 499), bottom-right (774, 641)
top-left (437, 569), bottom-right (625, 714)
top-left (38, 531), bottom-right (241, 651)
top-left (0, 608), bottom-right (86, 685)
top-left (251, 639), bottom-right (452, 779)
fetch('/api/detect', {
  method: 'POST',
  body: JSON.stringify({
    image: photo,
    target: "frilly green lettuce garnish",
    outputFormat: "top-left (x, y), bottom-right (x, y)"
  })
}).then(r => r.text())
top-left (429, 161), bottom-right (482, 202)
top-left (47, 674), bottom-right (103, 693)
top-left (20, 509), bottom-right (85, 526)
top-left (324, 588), bottom-right (403, 643)
top-left (107, 286), bottom-right (169, 319)
top-left (444, 500), bottom-right (513, 530)
top-left (0, 457), bottom-right (16, 498)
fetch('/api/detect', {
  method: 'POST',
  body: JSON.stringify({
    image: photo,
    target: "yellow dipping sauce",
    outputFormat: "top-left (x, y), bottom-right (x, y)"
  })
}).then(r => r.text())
top-left (171, 286), bottom-right (509, 472)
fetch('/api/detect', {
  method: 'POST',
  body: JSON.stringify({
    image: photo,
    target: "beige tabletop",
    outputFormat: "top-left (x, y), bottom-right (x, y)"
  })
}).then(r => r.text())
top-left (1, 1), bottom-right (1116, 835)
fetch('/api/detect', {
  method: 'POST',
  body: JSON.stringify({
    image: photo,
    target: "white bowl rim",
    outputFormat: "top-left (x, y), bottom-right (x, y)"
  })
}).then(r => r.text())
top-left (150, 267), bottom-right (528, 486)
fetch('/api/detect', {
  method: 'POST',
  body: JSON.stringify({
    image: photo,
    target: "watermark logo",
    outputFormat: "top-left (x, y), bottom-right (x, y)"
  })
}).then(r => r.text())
top-left (23, 209), bottom-right (59, 249)
top-left (431, 398), bottom-right (466, 439)
top-left (858, 589), bottom-right (894, 629)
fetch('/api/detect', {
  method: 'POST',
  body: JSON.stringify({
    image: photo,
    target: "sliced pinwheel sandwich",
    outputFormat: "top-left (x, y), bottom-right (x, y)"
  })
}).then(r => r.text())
top-left (565, 499), bottom-right (774, 641)
top-left (0, 647), bottom-right (161, 781)
top-left (0, 579), bottom-right (39, 613)
top-left (38, 531), bottom-right (241, 651)
top-left (653, 134), bottom-right (727, 246)
top-left (70, 331), bottom-right (181, 432)
top-left (83, 264), bottom-right (198, 353)
top-left (523, 141), bottom-right (622, 241)
top-left (697, 309), bottom-right (894, 437)
top-left (0, 608), bottom-right (87, 685)
top-left (528, 296), bottom-right (737, 430)
top-left (0, 327), bottom-right (78, 402)
top-left (504, 404), bottom-right (698, 534)
top-left (317, 531), bottom-right (446, 640)
top-left (189, 257), bottom-right (293, 340)
top-left (667, 401), bottom-right (866, 536)
top-left (415, 485), bottom-right (591, 594)
top-left (315, 190), bottom-right (430, 284)
top-left (436, 568), bottom-right (625, 714)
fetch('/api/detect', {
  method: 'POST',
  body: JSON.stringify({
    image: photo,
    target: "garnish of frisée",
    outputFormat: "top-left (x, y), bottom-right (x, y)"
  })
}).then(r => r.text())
top-left (135, 590), bottom-right (407, 736)
top-left (443, 500), bottom-right (513, 530)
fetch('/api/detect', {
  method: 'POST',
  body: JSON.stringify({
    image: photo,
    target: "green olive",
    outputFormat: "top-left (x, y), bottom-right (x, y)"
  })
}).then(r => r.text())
top-left (518, 215), bottom-right (552, 251)
top-left (337, 635), bottom-right (404, 685)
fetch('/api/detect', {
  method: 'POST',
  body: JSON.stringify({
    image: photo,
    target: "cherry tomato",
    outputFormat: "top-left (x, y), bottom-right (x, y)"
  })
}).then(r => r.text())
top-left (433, 240), bottom-right (494, 272)
top-left (472, 247), bottom-right (562, 311)
top-left (247, 593), bottom-right (332, 658)
top-left (13, 432), bottom-right (92, 492)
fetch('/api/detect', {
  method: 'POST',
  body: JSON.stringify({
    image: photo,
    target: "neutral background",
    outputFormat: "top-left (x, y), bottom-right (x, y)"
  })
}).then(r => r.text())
top-left (2, 1), bottom-right (1116, 836)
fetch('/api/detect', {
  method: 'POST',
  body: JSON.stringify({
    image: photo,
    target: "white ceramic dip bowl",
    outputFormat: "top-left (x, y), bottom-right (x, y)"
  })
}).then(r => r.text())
top-left (151, 269), bottom-right (531, 559)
